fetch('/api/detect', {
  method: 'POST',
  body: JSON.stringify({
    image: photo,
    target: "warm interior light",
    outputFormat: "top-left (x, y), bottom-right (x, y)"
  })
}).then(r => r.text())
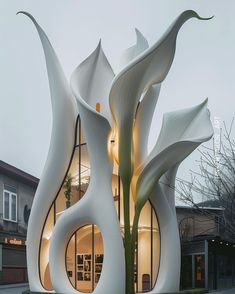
top-left (119, 224), bottom-right (158, 233)
top-left (45, 233), bottom-right (52, 240)
top-left (56, 210), bottom-right (65, 216)
top-left (96, 102), bottom-right (101, 113)
top-left (108, 126), bottom-right (119, 164)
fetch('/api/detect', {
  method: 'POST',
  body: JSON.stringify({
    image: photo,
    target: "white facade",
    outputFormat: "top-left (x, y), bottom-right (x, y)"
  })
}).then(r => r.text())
top-left (20, 10), bottom-right (213, 293)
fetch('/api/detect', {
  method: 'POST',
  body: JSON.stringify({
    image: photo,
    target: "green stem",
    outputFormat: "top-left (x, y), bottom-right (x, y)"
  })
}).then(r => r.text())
top-left (131, 207), bottom-right (141, 264)
top-left (123, 179), bottom-right (135, 294)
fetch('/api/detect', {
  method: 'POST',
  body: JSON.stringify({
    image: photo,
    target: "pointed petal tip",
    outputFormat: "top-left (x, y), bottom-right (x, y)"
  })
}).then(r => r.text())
top-left (134, 28), bottom-right (140, 34)
top-left (17, 11), bottom-right (33, 19)
top-left (185, 10), bottom-right (214, 21)
top-left (17, 11), bottom-right (38, 25)
top-left (16, 10), bottom-right (25, 15)
top-left (134, 28), bottom-right (147, 42)
top-left (96, 39), bottom-right (103, 52)
top-left (202, 97), bottom-right (209, 106)
top-left (197, 15), bottom-right (214, 21)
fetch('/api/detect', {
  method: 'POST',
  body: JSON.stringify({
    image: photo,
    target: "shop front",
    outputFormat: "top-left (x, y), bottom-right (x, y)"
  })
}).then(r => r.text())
top-left (181, 238), bottom-right (235, 291)
top-left (0, 234), bottom-right (27, 284)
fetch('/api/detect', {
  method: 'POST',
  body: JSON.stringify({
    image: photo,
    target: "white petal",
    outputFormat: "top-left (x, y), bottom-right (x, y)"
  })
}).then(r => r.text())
top-left (136, 99), bottom-right (213, 209)
top-left (119, 28), bottom-right (149, 71)
top-left (50, 89), bottom-right (125, 294)
top-left (146, 99), bottom-right (213, 166)
top-left (109, 10), bottom-right (209, 179)
top-left (71, 41), bottom-right (114, 124)
top-left (18, 12), bottom-right (77, 292)
top-left (149, 177), bottom-right (181, 293)
top-left (133, 84), bottom-right (161, 168)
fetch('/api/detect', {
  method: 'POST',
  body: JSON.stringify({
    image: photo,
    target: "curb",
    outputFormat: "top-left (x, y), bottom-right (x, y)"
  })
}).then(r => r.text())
top-left (0, 283), bottom-right (28, 290)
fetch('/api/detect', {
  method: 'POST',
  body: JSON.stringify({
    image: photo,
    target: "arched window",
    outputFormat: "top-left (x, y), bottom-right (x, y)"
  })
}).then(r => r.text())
top-left (39, 117), bottom-right (160, 293)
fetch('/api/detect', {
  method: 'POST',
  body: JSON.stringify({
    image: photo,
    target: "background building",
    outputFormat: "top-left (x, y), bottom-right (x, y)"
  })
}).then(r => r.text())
top-left (0, 161), bottom-right (38, 284)
top-left (178, 206), bottom-right (235, 291)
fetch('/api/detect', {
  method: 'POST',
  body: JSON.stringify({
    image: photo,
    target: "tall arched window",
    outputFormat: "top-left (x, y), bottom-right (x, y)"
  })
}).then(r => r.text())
top-left (39, 117), bottom-right (160, 293)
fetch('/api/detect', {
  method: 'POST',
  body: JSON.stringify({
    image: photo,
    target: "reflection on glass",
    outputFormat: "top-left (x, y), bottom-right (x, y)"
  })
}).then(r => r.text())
top-left (4, 192), bottom-right (10, 219)
top-left (39, 118), bottom-right (92, 290)
top-left (76, 225), bottom-right (93, 292)
top-left (66, 235), bottom-right (75, 286)
top-left (40, 206), bottom-right (54, 290)
top-left (181, 255), bottom-right (193, 289)
top-left (152, 208), bottom-right (160, 288)
top-left (138, 202), bottom-right (151, 292)
top-left (66, 225), bottom-right (104, 293)
top-left (195, 255), bottom-right (205, 288)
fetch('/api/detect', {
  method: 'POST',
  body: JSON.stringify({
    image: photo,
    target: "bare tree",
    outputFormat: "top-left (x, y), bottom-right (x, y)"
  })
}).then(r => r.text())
top-left (176, 119), bottom-right (235, 242)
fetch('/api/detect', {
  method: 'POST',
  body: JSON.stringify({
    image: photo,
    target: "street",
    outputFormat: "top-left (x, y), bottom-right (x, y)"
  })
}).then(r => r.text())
top-left (0, 285), bottom-right (235, 294)
top-left (0, 284), bottom-right (28, 294)
top-left (212, 289), bottom-right (235, 294)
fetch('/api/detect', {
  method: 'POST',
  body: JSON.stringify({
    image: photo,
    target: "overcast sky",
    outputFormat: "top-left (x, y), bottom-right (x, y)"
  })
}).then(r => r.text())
top-left (0, 0), bottom-right (234, 180)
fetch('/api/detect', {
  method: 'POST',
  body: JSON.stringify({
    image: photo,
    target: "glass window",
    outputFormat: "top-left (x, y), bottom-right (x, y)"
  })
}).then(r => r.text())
top-left (136, 202), bottom-right (160, 293)
top-left (181, 255), bottom-right (193, 289)
top-left (4, 192), bottom-right (10, 220)
top-left (39, 117), bottom-right (161, 293)
top-left (3, 187), bottom-right (17, 222)
top-left (66, 225), bottom-right (104, 293)
top-left (39, 118), bottom-right (92, 290)
top-left (11, 194), bottom-right (17, 221)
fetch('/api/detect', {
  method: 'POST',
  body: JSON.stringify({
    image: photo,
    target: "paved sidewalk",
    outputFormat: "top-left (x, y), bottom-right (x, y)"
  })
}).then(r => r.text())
top-left (1, 285), bottom-right (235, 294)
top-left (210, 289), bottom-right (235, 294)
top-left (0, 283), bottom-right (29, 294)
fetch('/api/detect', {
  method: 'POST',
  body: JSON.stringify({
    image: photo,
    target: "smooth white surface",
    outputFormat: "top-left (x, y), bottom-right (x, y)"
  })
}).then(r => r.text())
top-left (133, 84), bottom-right (161, 169)
top-left (137, 100), bottom-right (213, 293)
top-left (23, 10), bottom-right (213, 294)
top-left (119, 29), bottom-right (149, 72)
top-left (109, 10), bottom-right (206, 181)
top-left (71, 41), bottom-right (115, 124)
top-left (20, 12), bottom-right (77, 292)
top-left (49, 48), bottom-right (125, 294)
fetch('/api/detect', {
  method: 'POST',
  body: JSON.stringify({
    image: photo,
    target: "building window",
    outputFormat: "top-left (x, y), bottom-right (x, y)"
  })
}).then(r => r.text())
top-left (3, 185), bottom-right (17, 222)
top-left (39, 117), bottom-right (160, 292)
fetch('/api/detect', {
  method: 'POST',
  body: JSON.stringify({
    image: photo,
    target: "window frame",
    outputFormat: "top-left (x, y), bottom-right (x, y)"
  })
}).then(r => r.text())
top-left (3, 187), bottom-right (18, 223)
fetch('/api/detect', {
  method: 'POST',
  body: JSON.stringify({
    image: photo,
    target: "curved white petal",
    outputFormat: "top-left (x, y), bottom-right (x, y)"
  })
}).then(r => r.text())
top-left (146, 99), bottom-right (213, 166)
top-left (136, 100), bottom-right (213, 293)
top-left (146, 179), bottom-right (181, 293)
top-left (49, 96), bottom-right (125, 293)
top-left (71, 41), bottom-right (114, 124)
top-left (131, 84), bottom-right (161, 200)
top-left (109, 10), bottom-right (210, 179)
top-left (136, 99), bottom-right (213, 209)
top-left (133, 84), bottom-right (161, 168)
top-left (119, 28), bottom-right (149, 71)
top-left (18, 12), bottom-right (77, 292)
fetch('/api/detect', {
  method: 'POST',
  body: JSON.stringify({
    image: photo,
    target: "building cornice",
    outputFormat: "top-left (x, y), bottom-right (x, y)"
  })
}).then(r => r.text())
top-left (0, 160), bottom-right (39, 188)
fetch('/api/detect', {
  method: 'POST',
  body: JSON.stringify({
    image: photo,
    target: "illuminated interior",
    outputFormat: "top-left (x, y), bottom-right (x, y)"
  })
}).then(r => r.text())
top-left (39, 116), bottom-right (160, 293)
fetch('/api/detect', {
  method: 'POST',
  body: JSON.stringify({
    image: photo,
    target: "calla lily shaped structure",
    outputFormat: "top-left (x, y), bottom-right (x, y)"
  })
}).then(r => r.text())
top-left (19, 10), bottom-right (213, 294)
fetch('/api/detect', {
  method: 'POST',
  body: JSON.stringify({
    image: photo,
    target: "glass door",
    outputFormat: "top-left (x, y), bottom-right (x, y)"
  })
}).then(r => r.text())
top-left (195, 254), bottom-right (205, 288)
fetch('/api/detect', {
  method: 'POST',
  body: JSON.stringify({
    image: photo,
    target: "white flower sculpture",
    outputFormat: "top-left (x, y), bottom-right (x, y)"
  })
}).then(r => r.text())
top-left (19, 10), bottom-right (213, 294)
